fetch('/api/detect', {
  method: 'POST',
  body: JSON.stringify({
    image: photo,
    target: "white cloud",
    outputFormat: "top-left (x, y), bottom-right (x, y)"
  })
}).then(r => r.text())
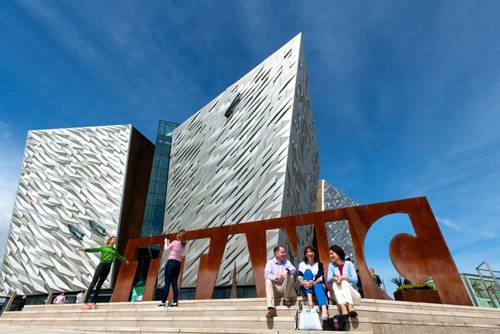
top-left (18, 1), bottom-right (99, 61)
top-left (454, 244), bottom-right (500, 275)
top-left (16, 1), bottom-right (205, 124)
top-left (438, 217), bottom-right (463, 231)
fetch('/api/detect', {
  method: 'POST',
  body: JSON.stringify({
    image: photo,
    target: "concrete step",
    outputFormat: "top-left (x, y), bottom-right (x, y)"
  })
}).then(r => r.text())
top-left (1, 315), bottom-right (293, 327)
top-left (3, 306), bottom-right (300, 319)
top-left (0, 324), bottom-right (373, 333)
top-left (0, 324), bottom-right (83, 333)
top-left (22, 297), bottom-right (500, 316)
top-left (362, 306), bottom-right (500, 326)
top-left (3, 312), bottom-right (500, 333)
top-left (0, 320), bottom-right (371, 334)
top-left (3, 297), bottom-right (500, 333)
top-left (6, 303), bottom-right (500, 325)
top-left (11, 302), bottom-right (500, 325)
top-left (363, 298), bottom-right (500, 315)
top-left (23, 298), bottom-right (269, 310)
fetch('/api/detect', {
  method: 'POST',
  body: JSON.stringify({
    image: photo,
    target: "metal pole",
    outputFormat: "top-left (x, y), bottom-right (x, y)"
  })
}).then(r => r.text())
top-left (476, 261), bottom-right (498, 308)
top-left (46, 292), bottom-right (54, 305)
top-left (82, 290), bottom-right (89, 304)
top-left (483, 261), bottom-right (500, 306)
top-left (3, 291), bottom-right (16, 313)
top-left (230, 262), bottom-right (238, 299)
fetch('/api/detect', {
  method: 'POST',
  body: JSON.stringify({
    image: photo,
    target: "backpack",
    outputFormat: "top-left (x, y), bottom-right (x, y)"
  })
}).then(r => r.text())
top-left (324, 314), bottom-right (345, 331)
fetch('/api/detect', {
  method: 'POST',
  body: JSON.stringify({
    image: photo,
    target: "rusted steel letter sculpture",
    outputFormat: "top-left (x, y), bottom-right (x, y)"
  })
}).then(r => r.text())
top-left (111, 197), bottom-right (472, 306)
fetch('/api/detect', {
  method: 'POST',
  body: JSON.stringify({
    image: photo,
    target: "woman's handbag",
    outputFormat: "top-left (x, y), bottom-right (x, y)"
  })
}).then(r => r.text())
top-left (325, 314), bottom-right (345, 331)
top-left (295, 302), bottom-right (323, 330)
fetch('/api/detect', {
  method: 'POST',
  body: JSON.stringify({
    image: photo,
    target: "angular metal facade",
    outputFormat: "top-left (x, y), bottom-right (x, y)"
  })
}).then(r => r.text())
top-left (319, 179), bottom-right (358, 264)
top-left (164, 34), bottom-right (319, 287)
top-left (0, 125), bottom-right (138, 295)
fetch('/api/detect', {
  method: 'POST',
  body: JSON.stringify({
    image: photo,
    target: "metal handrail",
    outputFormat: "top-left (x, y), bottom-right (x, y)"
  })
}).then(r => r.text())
top-left (476, 261), bottom-right (499, 307)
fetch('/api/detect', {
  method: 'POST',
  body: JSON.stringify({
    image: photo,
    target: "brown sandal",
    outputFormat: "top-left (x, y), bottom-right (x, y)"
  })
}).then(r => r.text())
top-left (266, 308), bottom-right (277, 318)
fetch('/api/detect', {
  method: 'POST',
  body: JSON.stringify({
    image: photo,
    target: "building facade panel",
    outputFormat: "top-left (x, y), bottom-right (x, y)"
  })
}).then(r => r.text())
top-left (163, 34), bottom-right (319, 287)
top-left (319, 180), bottom-right (358, 264)
top-left (279, 41), bottom-right (320, 255)
top-left (0, 125), bottom-right (147, 295)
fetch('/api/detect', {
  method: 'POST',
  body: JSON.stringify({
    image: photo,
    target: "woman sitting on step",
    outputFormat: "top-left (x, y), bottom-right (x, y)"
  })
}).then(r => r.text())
top-left (297, 245), bottom-right (329, 320)
top-left (327, 245), bottom-right (361, 319)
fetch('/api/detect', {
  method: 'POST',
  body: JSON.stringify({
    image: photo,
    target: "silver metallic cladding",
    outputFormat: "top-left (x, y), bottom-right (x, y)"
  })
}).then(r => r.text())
top-left (0, 125), bottom-right (132, 295)
top-left (279, 41), bottom-right (319, 258)
top-left (321, 180), bottom-right (358, 265)
top-left (163, 34), bottom-right (319, 287)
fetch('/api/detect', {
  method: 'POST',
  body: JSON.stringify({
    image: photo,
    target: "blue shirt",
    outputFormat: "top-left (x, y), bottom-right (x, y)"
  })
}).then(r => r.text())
top-left (264, 257), bottom-right (296, 284)
top-left (327, 260), bottom-right (358, 286)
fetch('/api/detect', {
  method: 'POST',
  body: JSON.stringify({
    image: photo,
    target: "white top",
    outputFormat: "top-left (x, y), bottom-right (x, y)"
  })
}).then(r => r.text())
top-left (298, 261), bottom-right (322, 281)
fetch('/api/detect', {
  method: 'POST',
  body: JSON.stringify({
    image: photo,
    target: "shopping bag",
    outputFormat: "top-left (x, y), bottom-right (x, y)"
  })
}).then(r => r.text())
top-left (295, 303), bottom-right (322, 330)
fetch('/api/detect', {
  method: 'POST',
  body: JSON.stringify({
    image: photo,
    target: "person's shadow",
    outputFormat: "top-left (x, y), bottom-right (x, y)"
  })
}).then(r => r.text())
top-left (347, 316), bottom-right (360, 330)
top-left (266, 316), bottom-right (274, 329)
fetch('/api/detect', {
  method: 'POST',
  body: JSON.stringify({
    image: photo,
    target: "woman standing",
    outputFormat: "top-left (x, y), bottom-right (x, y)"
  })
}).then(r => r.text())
top-left (158, 230), bottom-right (187, 307)
top-left (297, 245), bottom-right (329, 320)
top-left (79, 236), bottom-right (128, 309)
top-left (327, 245), bottom-right (361, 319)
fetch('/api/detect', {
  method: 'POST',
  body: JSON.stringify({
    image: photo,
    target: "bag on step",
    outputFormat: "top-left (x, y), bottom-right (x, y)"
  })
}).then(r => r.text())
top-left (324, 314), bottom-right (345, 331)
top-left (295, 302), bottom-right (322, 330)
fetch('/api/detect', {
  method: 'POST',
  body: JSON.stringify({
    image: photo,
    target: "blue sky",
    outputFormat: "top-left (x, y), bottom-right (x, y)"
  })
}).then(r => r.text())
top-left (0, 1), bottom-right (499, 291)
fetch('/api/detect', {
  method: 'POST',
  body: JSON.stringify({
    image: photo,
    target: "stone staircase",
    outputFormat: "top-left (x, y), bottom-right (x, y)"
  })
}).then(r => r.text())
top-left (1, 298), bottom-right (499, 334)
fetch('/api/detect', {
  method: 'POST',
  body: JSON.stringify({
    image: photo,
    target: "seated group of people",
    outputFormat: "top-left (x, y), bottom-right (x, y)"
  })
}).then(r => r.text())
top-left (265, 244), bottom-right (361, 320)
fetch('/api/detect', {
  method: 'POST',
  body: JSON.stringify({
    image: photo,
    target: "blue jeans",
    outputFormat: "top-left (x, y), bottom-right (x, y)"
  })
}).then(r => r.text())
top-left (300, 269), bottom-right (328, 307)
top-left (161, 259), bottom-right (181, 303)
top-left (84, 262), bottom-right (111, 304)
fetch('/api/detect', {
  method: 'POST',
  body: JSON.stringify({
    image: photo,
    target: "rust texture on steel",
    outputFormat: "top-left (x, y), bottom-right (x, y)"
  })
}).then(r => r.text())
top-left (111, 197), bottom-right (472, 306)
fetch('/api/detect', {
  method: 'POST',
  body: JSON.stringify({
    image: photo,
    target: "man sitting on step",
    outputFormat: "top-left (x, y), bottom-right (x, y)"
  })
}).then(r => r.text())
top-left (265, 245), bottom-right (296, 318)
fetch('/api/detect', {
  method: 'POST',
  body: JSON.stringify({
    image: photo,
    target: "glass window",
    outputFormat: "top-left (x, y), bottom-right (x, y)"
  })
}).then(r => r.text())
top-left (156, 183), bottom-right (165, 194)
top-left (225, 93), bottom-right (241, 118)
top-left (158, 169), bottom-right (167, 181)
top-left (68, 224), bottom-right (85, 240)
top-left (150, 168), bottom-right (157, 180)
top-left (88, 220), bottom-right (107, 236)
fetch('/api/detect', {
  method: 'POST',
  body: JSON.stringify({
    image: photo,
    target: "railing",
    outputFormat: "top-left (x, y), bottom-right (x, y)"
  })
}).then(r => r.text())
top-left (476, 261), bottom-right (500, 307)
top-left (0, 292), bottom-right (25, 315)
top-left (0, 295), bottom-right (9, 316)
